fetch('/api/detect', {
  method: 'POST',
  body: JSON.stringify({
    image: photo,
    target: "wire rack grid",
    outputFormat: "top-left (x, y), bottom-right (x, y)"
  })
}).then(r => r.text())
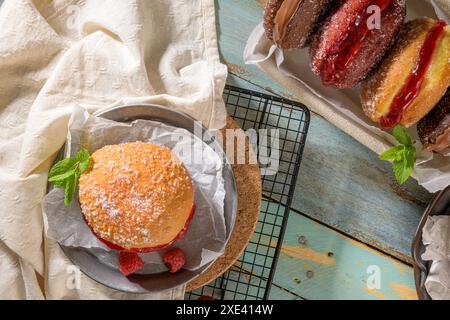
top-left (185, 85), bottom-right (310, 300)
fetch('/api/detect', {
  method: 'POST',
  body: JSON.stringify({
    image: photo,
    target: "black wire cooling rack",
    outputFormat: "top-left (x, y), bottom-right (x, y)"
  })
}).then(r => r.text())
top-left (185, 85), bottom-right (310, 300)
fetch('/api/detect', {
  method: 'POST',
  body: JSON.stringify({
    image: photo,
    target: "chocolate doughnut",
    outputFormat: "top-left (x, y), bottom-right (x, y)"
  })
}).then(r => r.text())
top-left (263, 0), bottom-right (336, 49)
top-left (417, 88), bottom-right (449, 155)
top-left (361, 18), bottom-right (450, 128)
top-left (311, 0), bottom-right (406, 88)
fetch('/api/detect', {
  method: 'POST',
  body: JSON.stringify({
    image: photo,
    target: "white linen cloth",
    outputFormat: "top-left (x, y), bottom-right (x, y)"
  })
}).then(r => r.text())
top-left (0, 0), bottom-right (227, 299)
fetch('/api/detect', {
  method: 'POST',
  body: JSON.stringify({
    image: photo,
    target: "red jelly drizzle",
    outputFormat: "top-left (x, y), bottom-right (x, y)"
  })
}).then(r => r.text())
top-left (83, 204), bottom-right (196, 253)
top-left (320, 0), bottom-right (393, 84)
top-left (380, 20), bottom-right (447, 128)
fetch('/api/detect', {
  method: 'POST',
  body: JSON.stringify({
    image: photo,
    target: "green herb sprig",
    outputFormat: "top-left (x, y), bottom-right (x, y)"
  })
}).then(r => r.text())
top-left (379, 125), bottom-right (416, 185)
top-left (48, 148), bottom-right (92, 206)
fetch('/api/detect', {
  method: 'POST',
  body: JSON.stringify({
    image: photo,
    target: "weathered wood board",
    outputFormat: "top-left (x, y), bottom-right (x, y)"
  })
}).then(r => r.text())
top-left (273, 210), bottom-right (418, 300)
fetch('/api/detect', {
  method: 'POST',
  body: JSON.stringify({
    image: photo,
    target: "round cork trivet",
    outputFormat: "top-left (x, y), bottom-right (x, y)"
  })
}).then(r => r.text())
top-left (186, 117), bottom-right (262, 291)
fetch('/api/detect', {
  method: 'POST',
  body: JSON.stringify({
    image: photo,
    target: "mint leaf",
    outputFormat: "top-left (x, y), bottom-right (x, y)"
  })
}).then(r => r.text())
top-left (390, 145), bottom-right (415, 185)
top-left (393, 125), bottom-right (412, 146)
top-left (379, 145), bottom-right (404, 161)
top-left (51, 179), bottom-right (66, 189)
top-left (405, 145), bottom-right (416, 167)
top-left (48, 169), bottom-right (76, 183)
top-left (79, 159), bottom-right (91, 174)
top-left (393, 159), bottom-right (413, 185)
top-left (49, 147), bottom-right (91, 206)
top-left (379, 126), bottom-right (416, 185)
top-left (77, 148), bottom-right (92, 174)
top-left (77, 148), bottom-right (90, 163)
top-left (64, 173), bottom-right (77, 206)
top-left (48, 158), bottom-right (77, 179)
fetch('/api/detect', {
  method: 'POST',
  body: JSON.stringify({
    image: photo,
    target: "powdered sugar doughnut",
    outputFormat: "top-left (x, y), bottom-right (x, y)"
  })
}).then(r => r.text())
top-left (78, 142), bottom-right (195, 252)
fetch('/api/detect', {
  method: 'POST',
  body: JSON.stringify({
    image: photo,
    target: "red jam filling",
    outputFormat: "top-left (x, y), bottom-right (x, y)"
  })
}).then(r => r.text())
top-left (380, 20), bottom-right (447, 128)
top-left (83, 204), bottom-right (196, 253)
top-left (320, 0), bottom-right (393, 85)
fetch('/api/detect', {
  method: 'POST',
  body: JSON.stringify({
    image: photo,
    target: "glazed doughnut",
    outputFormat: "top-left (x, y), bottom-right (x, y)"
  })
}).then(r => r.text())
top-left (311, 0), bottom-right (406, 88)
top-left (417, 88), bottom-right (449, 155)
top-left (361, 18), bottom-right (450, 128)
top-left (78, 142), bottom-right (195, 252)
top-left (263, 0), bottom-right (335, 49)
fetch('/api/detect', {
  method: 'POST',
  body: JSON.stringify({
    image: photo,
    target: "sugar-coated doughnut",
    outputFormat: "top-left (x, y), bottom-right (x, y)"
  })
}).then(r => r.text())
top-left (361, 18), bottom-right (450, 128)
top-left (311, 0), bottom-right (406, 88)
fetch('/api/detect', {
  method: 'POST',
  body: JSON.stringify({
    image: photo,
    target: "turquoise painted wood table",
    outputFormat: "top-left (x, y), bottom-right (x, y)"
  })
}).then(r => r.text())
top-left (216, 0), bottom-right (433, 300)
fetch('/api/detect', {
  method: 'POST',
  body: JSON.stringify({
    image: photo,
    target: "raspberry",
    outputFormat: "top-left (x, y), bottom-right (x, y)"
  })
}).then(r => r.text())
top-left (198, 295), bottom-right (215, 300)
top-left (163, 248), bottom-right (185, 273)
top-left (118, 252), bottom-right (144, 276)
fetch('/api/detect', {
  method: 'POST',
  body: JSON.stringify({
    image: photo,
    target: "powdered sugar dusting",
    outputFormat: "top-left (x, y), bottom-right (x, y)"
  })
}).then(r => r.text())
top-left (78, 142), bottom-right (194, 250)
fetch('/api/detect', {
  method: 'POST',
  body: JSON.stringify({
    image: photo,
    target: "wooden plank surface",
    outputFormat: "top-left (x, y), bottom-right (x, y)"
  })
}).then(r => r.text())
top-left (273, 210), bottom-right (417, 300)
top-left (217, 0), bottom-right (432, 263)
top-left (216, 197), bottom-right (417, 300)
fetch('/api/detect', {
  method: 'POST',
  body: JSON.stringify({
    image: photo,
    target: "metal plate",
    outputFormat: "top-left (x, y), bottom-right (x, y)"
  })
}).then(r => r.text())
top-left (55, 104), bottom-right (237, 294)
top-left (412, 185), bottom-right (450, 300)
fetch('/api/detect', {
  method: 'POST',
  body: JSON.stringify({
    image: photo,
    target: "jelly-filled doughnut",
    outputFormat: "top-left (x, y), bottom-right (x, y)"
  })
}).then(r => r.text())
top-left (361, 18), bottom-right (450, 128)
top-left (311, 0), bottom-right (406, 88)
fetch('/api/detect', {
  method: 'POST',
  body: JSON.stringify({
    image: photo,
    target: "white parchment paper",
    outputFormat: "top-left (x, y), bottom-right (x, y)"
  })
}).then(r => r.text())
top-left (244, 0), bottom-right (450, 192)
top-left (422, 216), bottom-right (450, 261)
top-left (421, 215), bottom-right (450, 300)
top-left (42, 106), bottom-right (228, 271)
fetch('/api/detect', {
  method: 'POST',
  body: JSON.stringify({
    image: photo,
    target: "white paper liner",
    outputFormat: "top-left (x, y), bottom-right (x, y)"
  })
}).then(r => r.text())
top-left (422, 216), bottom-right (450, 261)
top-left (421, 216), bottom-right (450, 300)
top-left (425, 260), bottom-right (450, 300)
top-left (243, 0), bottom-right (450, 193)
top-left (42, 105), bottom-right (228, 272)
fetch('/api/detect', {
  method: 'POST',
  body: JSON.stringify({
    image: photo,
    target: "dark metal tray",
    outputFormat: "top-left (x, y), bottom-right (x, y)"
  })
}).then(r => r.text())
top-left (412, 185), bottom-right (450, 300)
